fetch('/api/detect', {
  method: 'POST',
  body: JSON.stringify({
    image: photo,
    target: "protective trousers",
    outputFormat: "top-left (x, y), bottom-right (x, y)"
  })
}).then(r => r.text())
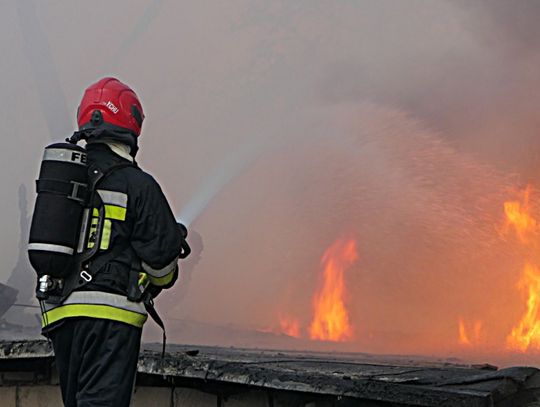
top-left (49, 317), bottom-right (142, 407)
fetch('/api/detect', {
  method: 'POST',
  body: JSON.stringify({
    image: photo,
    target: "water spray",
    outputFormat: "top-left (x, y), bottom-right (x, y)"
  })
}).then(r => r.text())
top-left (176, 140), bottom-right (264, 227)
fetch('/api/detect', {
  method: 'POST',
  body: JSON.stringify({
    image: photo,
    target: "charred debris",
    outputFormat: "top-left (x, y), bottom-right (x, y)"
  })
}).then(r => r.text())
top-left (1, 339), bottom-right (539, 406)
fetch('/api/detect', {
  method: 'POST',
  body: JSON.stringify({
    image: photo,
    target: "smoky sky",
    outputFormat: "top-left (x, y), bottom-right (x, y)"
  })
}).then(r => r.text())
top-left (3, 1), bottom-right (540, 362)
top-left (459, 0), bottom-right (540, 52)
top-left (318, 1), bottom-right (540, 179)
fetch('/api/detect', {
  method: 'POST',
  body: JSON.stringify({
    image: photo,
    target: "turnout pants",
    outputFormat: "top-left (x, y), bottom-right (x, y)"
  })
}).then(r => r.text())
top-left (49, 317), bottom-right (142, 407)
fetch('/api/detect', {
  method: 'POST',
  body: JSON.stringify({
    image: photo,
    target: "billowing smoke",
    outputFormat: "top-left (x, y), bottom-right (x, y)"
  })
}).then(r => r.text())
top-left (159, 103), bottom-right (524, 362)
top-left (3, 1), bottom-right (540, 365)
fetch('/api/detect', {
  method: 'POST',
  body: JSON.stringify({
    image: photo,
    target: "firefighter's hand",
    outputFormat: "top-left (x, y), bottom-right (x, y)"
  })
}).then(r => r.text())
top-left (177, 223), bottom-right (188, 239)
top-left (177, 223), bottom-right (191, 259)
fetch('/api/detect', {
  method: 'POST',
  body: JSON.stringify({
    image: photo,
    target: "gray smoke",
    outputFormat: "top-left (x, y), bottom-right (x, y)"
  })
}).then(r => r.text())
top-left (3, 1), bottom-right (540, 364)
top-left (161, 103), bottom-right (521, 356)
top-left (16, 0), bottom-right (71, 139)
top-left (100, 0), bottom-right (166, 74)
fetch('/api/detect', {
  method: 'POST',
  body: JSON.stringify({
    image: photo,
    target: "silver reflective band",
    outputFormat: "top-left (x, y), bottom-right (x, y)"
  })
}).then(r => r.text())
top-left (142, 256), bottom-right (178, 277)
top-left (97, 189), bottom-right (128, 208)
top-left (28, 243), bottom-right (74, 255)
top-left (43, 291), bottom-right (147, 314)
top-left (43, 148), bottom-right (87, 165)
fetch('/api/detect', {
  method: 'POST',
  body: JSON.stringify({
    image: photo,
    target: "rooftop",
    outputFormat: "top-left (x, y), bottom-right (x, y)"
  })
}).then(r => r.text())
top-left (1, 340), bottom-right (540, 406)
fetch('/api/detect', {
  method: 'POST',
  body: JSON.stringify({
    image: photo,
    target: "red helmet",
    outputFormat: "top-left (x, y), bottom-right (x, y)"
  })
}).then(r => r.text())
top-left (77, 77), bottom-right (144, 136)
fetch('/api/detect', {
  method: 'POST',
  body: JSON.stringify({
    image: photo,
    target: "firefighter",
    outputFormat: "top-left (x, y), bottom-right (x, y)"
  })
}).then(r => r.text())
top-left (41, 78), bottom-right (184, 406)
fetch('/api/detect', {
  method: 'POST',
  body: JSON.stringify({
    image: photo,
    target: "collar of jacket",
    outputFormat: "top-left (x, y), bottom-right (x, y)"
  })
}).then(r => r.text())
top-left (104, 141), bottom-right (133, 162)
top-left (86, 143), bottom-right (134, 171)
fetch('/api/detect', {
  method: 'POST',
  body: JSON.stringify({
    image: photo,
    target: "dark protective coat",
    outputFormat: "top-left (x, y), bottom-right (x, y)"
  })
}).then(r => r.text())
top-left (43, 142), bottom-right (183, 406)
top-left (42, 143), bottom-right (183, 331)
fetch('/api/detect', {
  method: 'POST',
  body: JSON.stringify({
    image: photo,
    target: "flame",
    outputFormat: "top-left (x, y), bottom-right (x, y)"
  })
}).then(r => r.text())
top-left (458, 319), bottom-right (470, 346)
top-left (507, 263), bottom-right (540, 352)
top-left (502, 186), bottom-right (540, 352)
top-left (279, 316), bottom-right (301, 338)
top-left (458, 318), bottom-right (483, 346)
top-left (502, 186), bottom-right (537, 244)
top-left (308, 238), bottom-right (357, 342)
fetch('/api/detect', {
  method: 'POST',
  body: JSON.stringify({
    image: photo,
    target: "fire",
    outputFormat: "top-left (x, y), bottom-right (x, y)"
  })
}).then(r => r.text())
top-left (458, 318), bottom-right (483, 346)
top-left (308, 238), bottom-right (357, 342)
top-left (502, 185), bottom-right (540, 352)
top-left (507, 263), bottom-right (540, 352)
top-left (457, 185), bottom-right (540, 353)
top-left (279, 316), bottom-right (301, 338)
top-left (502, 186), bottom-right (537, 244)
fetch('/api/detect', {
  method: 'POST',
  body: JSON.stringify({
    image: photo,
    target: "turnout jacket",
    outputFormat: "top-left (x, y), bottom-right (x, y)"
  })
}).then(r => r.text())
top-left (42, 143), bottom-right (183, 331)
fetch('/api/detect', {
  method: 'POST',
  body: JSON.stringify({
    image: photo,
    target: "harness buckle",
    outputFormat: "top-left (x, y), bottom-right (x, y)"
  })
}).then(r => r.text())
top-left (68, 181), bottom-right (88, 204)
top-left (80, 270), bottom-right (92, 282)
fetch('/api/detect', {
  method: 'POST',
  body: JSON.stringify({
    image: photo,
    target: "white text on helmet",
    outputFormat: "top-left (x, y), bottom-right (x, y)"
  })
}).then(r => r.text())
top-left (106, 101), bottom-right (119, 114)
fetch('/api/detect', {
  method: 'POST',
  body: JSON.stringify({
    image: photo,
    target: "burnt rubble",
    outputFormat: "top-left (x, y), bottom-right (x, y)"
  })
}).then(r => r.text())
top-left (1, 339), bottom-right (540, 406)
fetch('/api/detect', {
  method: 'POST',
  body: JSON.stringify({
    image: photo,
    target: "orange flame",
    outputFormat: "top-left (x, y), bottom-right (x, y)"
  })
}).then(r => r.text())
top-left (507, 263), bottom-right (540, 352)
top-left (458, 318), bottom-right (483, 346)
top-left (308, 238), bottom-right (357, 342)
top-left (501, 186), bottom-right (540, 352)
top-left (502, 186), bottom-right (537, 244)
top-left (279, 316), bottom-right (301, 338)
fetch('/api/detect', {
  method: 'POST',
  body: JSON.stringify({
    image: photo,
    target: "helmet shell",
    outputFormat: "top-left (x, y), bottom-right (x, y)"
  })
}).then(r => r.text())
top-left (77, 77), bottom-right (144, 136)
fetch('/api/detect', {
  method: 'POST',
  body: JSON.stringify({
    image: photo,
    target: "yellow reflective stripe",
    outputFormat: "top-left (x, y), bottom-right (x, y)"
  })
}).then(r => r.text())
top-left (138, 272), bottom-right (149, 286)
top-left (105, 205), bottom-right (126, 220)
top-left (92, 205), bottom-right (126, 221)
top-left (100, 219), bottom-right (112, 250)
top-left (148, 271), bottom-right (175, 287)
top-left (42, 304), bottom-right (147, 328)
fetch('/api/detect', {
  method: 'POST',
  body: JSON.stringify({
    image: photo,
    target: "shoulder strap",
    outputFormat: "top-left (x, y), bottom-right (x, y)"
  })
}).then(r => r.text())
top-left (60, 162), bottom-right (136, 300)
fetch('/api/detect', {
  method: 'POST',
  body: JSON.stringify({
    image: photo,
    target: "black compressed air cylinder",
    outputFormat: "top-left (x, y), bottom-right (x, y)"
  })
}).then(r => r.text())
top-left (28, 143), bottom-right (88, 278)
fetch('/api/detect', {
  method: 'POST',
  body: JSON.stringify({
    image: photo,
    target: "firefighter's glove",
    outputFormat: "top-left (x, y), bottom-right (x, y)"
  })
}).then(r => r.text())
top-left (177, 222), bottom-right (188, 239)
top-left (177, 223), bottom-right (191, 259)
